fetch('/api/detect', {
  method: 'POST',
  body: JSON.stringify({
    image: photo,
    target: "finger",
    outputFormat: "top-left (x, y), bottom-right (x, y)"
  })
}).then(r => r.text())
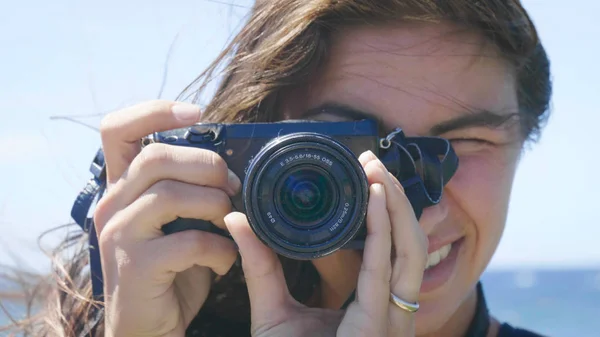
top-left (352, 184), bottom-right (391, 324)
top-left (224, 212), bottom-right (292, 321)
top-left (386, 188), bottom-right (427, 335)
top-left (106, 230), bottom-right (238, 296)
top-left (98, 180), bottom-right (232, 240)
top-left (362, 155), bottom-right (426, 302)
top-left (359, 150), bottom-right (405, 191)
top-left (338, 183), bottom-right (391, 336)
top-left (147, 229), bottom-right (238, 278)
top-left (98, 143), bottom-right (241, 225)
top-left (99, 100), bottom-right (202, 186)
top-left (358, 150), bottom-right (377, 167)
top-left (360, 152), bottom-right (427, 334)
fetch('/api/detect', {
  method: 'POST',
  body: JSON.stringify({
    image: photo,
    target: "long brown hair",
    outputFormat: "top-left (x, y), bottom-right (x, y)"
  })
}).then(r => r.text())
top-left (1, 0), bottom-right (551, 336)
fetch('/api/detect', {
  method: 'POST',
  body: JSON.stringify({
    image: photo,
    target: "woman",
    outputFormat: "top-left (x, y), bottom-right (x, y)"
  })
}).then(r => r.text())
top-left (9, 0), bottom-right (552, 336)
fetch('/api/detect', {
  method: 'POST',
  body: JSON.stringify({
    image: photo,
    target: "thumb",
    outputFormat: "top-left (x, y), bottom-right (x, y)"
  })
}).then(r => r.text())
top-left (224, 212), bottom-right (292, 320)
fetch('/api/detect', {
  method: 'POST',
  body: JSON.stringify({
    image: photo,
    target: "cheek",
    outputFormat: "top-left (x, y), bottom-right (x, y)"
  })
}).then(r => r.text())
top-left (449, 150), bottom-right (519, 248)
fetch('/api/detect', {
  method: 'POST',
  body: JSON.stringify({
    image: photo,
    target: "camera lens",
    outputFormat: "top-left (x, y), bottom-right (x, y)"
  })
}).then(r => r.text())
top-left (277, 167), bottom-right (337, 228)
top-left (243, 133), bottom-right (369, 260)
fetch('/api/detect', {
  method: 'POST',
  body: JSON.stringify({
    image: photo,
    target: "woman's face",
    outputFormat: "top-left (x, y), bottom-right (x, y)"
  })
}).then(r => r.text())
top-left (281, 22), bottom-right (523, 334)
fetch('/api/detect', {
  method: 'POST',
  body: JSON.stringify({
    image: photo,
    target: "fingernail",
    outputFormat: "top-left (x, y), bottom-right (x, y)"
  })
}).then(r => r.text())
top-left (171, 103), bottom-right (201, 122)
top-left (359, 150), bottom-right (373, 161)
top-left (227, 169), bottom-right (242, 195)
top-left (372, 183), bottom-right (385, 195)
top-left (364, 150), bottom-right (378, 160)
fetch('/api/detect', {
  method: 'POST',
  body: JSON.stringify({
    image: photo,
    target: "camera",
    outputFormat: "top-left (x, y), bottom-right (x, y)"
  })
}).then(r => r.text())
top-left (71, 118), bottom-right (458, 298)
top-left (141, 119), bottom-right (459, 260)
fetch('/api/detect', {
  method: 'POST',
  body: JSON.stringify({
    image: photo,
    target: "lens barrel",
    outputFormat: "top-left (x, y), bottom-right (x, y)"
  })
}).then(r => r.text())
top-left (243, 133), bottom-right (369, 259)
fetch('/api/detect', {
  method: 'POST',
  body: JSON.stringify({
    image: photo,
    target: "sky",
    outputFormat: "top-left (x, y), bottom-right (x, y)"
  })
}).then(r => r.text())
top-left (0, 0), bottom-right (598, 272)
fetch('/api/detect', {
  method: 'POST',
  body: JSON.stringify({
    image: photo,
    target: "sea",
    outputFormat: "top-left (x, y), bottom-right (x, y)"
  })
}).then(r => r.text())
top-left (1, 269), bottom-right (599, 336)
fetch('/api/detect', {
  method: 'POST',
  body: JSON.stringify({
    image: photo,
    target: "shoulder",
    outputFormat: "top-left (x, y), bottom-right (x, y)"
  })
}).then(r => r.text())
top-left (497, 322), bottom-right (547, 337)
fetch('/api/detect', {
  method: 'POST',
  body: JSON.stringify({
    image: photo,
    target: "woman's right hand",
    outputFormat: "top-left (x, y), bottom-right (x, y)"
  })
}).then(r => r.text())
top-left (93, 100), bottom-right (241, 337)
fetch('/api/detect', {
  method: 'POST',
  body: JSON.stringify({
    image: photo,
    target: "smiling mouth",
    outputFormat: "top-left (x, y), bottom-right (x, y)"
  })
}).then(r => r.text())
top-left (425, 243), bottom-right (452, 270)
top-left (419, 237), bottom-right (465, 293)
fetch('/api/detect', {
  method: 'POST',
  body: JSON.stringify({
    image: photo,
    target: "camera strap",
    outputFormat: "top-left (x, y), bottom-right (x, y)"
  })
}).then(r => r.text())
top-left (379, 128), bottom-right (458, 219)
top-left (71, 148), bottom-right (107, 304)
top-left (69, 149), bottom-right (106, 336)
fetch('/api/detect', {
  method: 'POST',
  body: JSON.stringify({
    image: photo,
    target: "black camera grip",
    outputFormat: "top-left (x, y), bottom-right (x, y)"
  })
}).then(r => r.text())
top-left (161, 218), bottom-right (230, 237)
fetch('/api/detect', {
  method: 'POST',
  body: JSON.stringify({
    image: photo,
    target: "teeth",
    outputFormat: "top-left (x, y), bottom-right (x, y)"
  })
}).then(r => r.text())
top-left (425, 243), bottom-right (452, 270)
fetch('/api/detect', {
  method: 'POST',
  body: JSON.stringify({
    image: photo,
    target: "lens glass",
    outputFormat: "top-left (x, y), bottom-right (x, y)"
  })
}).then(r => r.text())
top-left (277, 167), bottom-right (336, 227)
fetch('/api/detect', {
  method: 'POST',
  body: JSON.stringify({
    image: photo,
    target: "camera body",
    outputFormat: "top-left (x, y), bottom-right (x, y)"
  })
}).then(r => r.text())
top-left (147, 119), bottom-right (379, 260)
top-left (140, 118), bottom-right (459, 260)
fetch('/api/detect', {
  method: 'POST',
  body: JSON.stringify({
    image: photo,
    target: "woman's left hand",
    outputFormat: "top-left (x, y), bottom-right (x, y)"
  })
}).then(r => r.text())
top-left (224, 151), bottom-right (429, 337)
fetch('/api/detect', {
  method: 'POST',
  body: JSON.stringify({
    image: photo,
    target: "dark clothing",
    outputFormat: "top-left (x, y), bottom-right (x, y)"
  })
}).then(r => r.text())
top-left (498, 323), bottom-right (545, 337)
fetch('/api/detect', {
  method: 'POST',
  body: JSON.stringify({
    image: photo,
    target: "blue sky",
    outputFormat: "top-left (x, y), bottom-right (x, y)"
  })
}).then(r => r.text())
top-left (0, 0), bottom-right (598, 272)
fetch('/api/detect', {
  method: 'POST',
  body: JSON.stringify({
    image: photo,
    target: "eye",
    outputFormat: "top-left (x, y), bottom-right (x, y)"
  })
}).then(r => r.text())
top-left (448, 138), bottom-right (496, 153)
top-left (449, 138), bottom-right (494, 145)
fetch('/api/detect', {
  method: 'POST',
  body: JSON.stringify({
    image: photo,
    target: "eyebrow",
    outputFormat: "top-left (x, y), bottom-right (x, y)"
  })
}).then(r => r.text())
top-left (303, 102), bottom-right (519, 136)
top-left (304, 103), bottom-right (385, 128)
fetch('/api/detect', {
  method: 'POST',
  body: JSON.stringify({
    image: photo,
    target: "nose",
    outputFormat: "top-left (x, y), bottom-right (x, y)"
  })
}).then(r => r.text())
top-left (418, 195), bottom-right (449, 234)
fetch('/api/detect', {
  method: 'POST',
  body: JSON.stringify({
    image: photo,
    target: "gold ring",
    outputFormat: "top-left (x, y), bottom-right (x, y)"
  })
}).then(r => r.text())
top-left (389, 292), bottom-right (419, 313)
